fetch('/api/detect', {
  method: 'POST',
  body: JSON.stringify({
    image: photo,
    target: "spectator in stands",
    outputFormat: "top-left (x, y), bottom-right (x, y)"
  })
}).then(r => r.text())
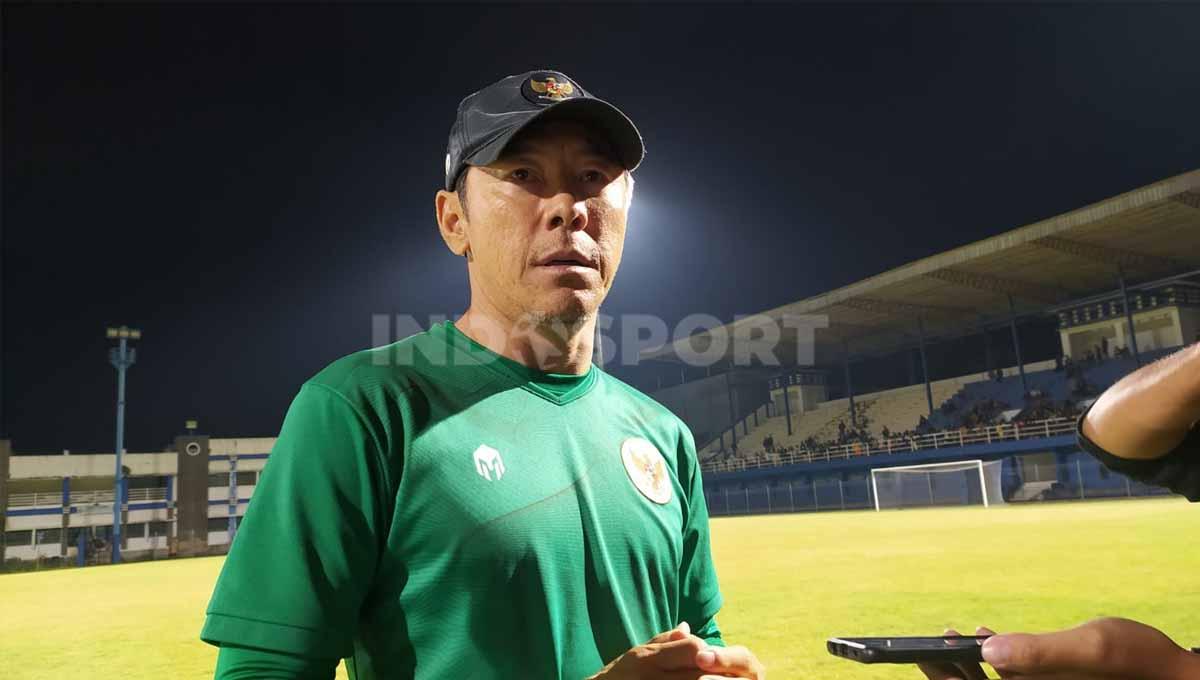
top-left (917, 414), bottom-right (928, 430)
top-left (921, 342), bottom-right (1200, 680)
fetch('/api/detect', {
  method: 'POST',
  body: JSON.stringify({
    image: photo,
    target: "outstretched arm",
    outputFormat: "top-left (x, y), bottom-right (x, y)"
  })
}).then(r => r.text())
top-left (1082, 342), bottom-right (1200, 460)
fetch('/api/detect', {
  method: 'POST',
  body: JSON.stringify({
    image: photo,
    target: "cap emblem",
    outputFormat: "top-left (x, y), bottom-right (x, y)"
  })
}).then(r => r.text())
top-left (524, 75), bottom-right (577, 104)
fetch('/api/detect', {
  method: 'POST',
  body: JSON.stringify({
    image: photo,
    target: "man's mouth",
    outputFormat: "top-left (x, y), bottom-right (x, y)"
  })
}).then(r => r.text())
top-left (536, 250), bottom-right (599, 270)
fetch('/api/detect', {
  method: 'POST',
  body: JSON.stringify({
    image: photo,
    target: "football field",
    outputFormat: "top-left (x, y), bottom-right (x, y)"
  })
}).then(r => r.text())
top-left (2, 497), bottom-right (1196, 679)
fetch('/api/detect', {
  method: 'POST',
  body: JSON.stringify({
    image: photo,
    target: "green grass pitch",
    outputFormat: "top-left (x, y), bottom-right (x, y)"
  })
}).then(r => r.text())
top-left (2, 497), bottom-right (1196, 679)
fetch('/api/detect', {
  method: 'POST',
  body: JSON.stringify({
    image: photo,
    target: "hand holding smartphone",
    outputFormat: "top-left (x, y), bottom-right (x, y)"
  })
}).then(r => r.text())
top-left (827, 635), bottom-right (991, 664)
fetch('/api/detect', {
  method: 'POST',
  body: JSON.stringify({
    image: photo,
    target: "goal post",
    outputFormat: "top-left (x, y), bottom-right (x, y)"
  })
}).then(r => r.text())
top-left (870, 459), bottom-right (1005, 511)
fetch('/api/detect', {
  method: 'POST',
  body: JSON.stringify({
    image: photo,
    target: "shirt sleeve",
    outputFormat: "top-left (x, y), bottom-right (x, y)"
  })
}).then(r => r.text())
top-left (676, 427), bottom-right (726, 647)
top-left (214, 643), bottom-right (339, 680)
top-left (201, 382), bottom-right (394, 659)
top-left (1076, 405), bottom-right (1200, 502)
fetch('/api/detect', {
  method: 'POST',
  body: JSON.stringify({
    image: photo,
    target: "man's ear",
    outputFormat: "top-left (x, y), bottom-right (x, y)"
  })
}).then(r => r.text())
top-left (435, 187), bottom-right (469, 258)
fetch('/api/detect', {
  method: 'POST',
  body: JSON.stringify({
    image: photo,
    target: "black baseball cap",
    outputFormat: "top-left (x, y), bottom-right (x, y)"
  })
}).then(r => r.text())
top-left (444, 69), bottom-right (644, 191)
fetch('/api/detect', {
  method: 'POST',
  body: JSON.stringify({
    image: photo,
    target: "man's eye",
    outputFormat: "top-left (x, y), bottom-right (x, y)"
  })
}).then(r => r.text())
top-left (511, 168), bottom-right (533, 181)
top-left (582, 170), bottom-right (606, 183)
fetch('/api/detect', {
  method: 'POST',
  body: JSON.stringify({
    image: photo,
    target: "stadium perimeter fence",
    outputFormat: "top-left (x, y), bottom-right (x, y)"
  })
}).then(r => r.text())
top-left (701, 416), bottom-right (1176, 516)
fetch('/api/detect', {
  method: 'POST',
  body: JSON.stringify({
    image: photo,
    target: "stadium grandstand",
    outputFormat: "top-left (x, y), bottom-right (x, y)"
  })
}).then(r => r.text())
top-left (643, 168), bottom-right (1200, 515)
top-left (1, 169), bottom-right (1198, 568)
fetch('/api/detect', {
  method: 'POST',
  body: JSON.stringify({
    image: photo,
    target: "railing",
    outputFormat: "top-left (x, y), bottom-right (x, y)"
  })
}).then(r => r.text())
top-left (125, 487), bottom-right (167, 502)
top-left (699, 400), bottom-right (774, 456)
top-left (701, 416), bottom-right (1078, 473)
top-left (6, 487), bottom-right (167, 509)
top-left (6, 492), bottom-right (64, 508)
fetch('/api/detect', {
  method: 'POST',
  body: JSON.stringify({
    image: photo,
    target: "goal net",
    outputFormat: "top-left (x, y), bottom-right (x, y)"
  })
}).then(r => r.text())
top-left (870, 459), bottom-right (1005, 511)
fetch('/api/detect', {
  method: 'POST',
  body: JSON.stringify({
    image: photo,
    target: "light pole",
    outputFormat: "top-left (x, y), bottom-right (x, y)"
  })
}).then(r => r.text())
top-left (107, 326), bottom-right (140, 564)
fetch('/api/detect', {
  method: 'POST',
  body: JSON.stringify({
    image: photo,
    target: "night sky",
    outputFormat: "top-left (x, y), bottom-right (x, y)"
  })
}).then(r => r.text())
top-left (3, 3), bottom-right (1198, 453)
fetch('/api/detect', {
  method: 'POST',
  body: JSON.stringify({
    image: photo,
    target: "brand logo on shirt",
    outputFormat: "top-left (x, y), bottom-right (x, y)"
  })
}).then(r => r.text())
top-left (621, 437), bottom-right (671, 504)
top-left (473, 444), bottom-right (506, 481)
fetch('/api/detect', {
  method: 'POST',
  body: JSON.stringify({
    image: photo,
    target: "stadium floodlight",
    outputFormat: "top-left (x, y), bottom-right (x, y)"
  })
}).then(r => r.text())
top-left (107, 326), bottom-right (141, 564)
top-left (870, 459), bottom-right (1005, 512)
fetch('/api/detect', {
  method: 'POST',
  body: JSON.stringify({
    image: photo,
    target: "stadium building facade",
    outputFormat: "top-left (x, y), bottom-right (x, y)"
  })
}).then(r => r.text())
top-left (0, 437), bottom-right (272, 568)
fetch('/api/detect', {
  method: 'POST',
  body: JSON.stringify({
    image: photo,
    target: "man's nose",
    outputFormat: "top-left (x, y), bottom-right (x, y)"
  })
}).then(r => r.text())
top-left (548, 194), bottom-right (588, 231)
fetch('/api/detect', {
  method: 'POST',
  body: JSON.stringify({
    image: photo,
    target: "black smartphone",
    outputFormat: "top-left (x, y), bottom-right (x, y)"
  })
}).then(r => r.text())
top-left (827, 635), bottom-right (991, 664)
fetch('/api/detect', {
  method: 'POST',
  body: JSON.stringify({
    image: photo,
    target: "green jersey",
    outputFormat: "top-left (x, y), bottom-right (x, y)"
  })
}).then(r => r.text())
top-left (201, 321), bottom-right (724, 679)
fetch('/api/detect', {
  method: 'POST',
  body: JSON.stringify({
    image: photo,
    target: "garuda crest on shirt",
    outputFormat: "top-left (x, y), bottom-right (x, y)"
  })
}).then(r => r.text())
top-left (621, 437), bottom-right (672, 505)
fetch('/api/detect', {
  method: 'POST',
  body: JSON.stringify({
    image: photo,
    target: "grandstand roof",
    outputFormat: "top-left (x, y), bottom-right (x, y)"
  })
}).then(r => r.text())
top-left (643, 168), bottom-right (1200, 367)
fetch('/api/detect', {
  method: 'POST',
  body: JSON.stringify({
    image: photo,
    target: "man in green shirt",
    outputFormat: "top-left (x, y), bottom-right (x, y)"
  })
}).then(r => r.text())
top-left (201, 69), bottom-right (766, 680)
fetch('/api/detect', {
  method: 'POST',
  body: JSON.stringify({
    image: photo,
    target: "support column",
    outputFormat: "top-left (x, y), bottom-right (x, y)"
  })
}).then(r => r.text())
top-left (843, 343), bottom-right (857, 425)
top-left (76, 525), bottom-right (86, 567)
top-left (61, 477), bottom-right (71, 558)
top-left (165, 475), bottom-right (177, 557)
top-left (782, 374), bottom-right (793, 437)
top-left (917, 317), bottom-right (934, 417)
top-left (228, 455), bottom-right (239, 544)
top-left (1007, 294), bottom-right (1028, 395)
top-left (724, 370), bottom-right (738, 448)
top-left (1117, 269), bottom-right (1143, 367)
top-left (120, 476), bottom-right (129, 553)
top-left (982, 318), bottom-right (993, 373)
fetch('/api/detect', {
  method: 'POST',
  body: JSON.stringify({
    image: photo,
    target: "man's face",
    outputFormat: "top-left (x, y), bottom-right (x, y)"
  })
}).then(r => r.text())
top-left (454, 118), bottom-right (633, 329)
